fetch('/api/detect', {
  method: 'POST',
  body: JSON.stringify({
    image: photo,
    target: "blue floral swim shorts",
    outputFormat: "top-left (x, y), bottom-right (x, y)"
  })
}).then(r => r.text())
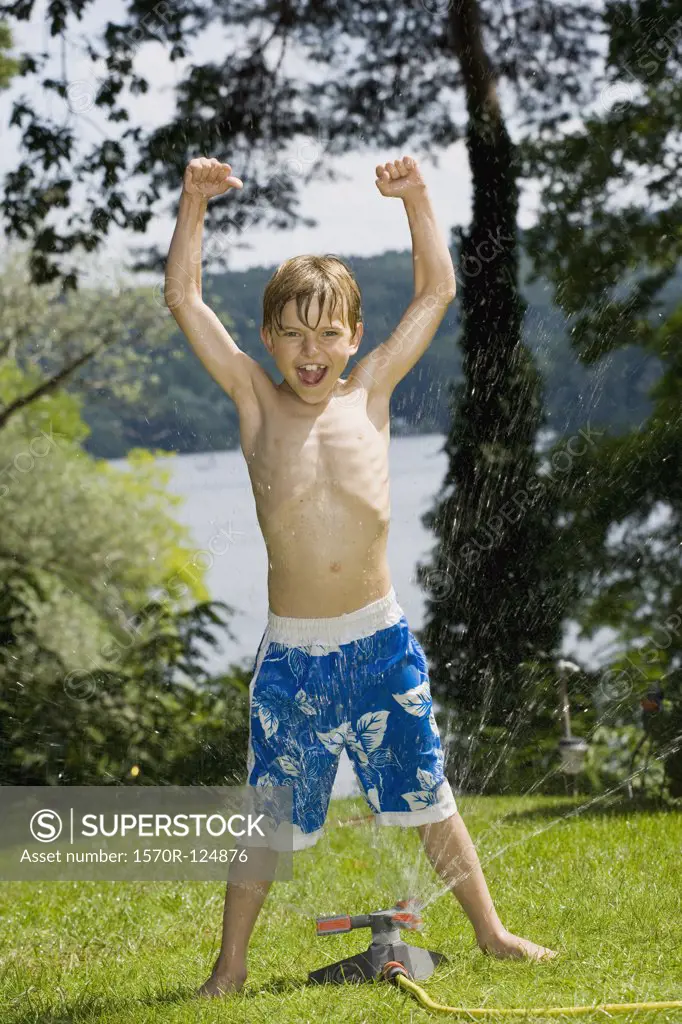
top-left (245, 587), bottom-right (457, 851)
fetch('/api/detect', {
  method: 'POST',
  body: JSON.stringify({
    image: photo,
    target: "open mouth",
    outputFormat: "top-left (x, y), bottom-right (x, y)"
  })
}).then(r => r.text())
top-left (296, 364), bottom-right (328, 387)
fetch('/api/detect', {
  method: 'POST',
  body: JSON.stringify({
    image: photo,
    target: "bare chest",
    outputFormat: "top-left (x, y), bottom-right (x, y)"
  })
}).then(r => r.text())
top-left (242, 393), bottom-right (390, 526)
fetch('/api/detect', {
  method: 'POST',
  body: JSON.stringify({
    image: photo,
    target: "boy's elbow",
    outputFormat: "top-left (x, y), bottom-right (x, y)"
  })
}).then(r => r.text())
top-left (441, 275), bottom-right (457, 303)
top-left (163, 275), bottom-right (182, 311)
top-left (164, 278), bottom-right (198, 313)
top-left (418, 276), bottom-right (456, 306)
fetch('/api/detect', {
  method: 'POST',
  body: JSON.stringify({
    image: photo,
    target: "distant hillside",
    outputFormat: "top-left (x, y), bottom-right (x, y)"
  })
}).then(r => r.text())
top-left (82, 246), bottom-right (666, 458)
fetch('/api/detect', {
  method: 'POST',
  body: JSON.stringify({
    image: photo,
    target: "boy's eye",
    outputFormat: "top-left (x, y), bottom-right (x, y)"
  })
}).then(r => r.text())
top-left (283, 329), bottom-right (338, 337)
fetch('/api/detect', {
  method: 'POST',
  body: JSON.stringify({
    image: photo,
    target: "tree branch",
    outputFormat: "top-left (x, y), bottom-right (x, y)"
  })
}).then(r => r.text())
top-left (0, 341), bottom-right (107, 431)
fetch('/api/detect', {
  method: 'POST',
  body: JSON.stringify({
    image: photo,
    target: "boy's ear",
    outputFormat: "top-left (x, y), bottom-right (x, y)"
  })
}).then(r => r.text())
top-left (349, 322), bottom-right (364, 355)
top-left (260, 326), bottom-right (274, 355)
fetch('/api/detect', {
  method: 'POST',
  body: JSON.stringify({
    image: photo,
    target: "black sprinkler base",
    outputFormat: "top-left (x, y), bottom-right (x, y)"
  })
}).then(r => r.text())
top-left (308, 939), bottom-right (446, 985)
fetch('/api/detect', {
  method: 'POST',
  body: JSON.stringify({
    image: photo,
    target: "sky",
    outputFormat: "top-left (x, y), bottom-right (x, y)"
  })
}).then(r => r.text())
top-left (0, 0), bottom-right (557, 280)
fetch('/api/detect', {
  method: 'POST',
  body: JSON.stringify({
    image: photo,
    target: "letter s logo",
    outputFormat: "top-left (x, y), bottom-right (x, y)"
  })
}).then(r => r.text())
top-left (30, 809), bottom-right (63, 843)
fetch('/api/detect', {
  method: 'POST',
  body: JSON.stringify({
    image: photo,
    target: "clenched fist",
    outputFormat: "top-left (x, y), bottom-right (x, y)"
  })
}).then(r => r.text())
top-left (375, 156), bottom-right (427, 198)
top-left (183, 157), bottom-right (243, 199)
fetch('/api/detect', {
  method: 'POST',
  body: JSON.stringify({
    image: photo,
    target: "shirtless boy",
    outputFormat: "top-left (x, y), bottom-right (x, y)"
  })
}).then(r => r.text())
top-left (164, 155), bottom-right (558, 997)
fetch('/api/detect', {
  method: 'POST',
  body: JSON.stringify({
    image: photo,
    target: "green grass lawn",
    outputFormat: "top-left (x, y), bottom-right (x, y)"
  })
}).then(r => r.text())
top-left (1, 794), bottom-right (681, 1023)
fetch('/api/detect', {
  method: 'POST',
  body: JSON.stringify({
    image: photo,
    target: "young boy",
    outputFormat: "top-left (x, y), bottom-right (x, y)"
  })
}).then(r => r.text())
top-left (165, 155), bottom-right (558, 997)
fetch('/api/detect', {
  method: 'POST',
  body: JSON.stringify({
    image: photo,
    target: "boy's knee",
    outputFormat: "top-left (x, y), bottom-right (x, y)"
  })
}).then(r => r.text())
top-left (417, 810), bottom-right (459, 838)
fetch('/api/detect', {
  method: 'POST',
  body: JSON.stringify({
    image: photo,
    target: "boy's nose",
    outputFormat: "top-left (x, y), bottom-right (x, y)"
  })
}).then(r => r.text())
top-left (302, 337), bottom-right (320, 357)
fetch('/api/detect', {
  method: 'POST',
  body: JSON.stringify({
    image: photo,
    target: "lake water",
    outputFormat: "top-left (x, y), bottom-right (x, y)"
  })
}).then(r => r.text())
top-left (159, 433), bottom-right (608, 797)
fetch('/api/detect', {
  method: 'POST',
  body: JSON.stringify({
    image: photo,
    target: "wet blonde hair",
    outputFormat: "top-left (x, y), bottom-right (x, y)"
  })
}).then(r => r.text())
top-left (262, 255), bottom-right (362, 336)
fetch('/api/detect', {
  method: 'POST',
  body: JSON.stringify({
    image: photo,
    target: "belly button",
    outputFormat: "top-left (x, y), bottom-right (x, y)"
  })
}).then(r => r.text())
top-left (330, 561), bottom-right (341, 573)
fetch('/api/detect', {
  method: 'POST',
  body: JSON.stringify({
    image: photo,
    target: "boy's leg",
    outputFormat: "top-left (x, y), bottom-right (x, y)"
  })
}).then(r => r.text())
top-left (342, 615), bottom-right (558, 963)
top-left (198, 612), bottom-right (341, 999)
top-left (418, 813), bottom-right (502, 943)
top-left (418, 814), bottom-right (558, 961)
top-left (198, 847), bottom-right (279, 997)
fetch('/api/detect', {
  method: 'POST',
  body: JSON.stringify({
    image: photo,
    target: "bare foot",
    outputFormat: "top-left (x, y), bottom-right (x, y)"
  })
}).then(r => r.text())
top-left (196, 963), bottom-right (247, 998)
top-left (477, 928), bottom-right (559, 962)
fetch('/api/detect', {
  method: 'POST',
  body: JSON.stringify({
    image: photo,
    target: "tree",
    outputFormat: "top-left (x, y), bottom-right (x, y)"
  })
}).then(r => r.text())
top-left (0, 1), bottom-right (603, 287)
top-left (0, 266), bottom-right (250, 786)
top-left (520, 0), bottom-right (682, 800)
top-left (0, 379), bottom-right (250, 786)
top-left (415, 1), bottom-right (575, 794)
top-left (1, 0), bottom-right (608, 792)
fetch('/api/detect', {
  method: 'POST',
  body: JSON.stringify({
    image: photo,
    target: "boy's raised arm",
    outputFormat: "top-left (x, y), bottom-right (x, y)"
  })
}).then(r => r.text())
top-left (349, 156), bottom-right (457, 398)
top-left (164, 158), bottom-right (260, 404)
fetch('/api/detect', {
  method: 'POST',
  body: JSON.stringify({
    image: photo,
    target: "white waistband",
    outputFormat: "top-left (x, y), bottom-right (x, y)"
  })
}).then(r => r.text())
top-left (266, 587), bottom-right (404, 648)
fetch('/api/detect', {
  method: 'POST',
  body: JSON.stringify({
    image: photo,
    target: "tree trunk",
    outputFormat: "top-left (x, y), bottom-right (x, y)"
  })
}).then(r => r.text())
top-left (418, 0), bottom-right (563, 793)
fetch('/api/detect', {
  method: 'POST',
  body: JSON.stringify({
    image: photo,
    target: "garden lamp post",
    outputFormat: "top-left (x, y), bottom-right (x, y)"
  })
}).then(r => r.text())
top-left (556, 659), bottom-right (588, 795)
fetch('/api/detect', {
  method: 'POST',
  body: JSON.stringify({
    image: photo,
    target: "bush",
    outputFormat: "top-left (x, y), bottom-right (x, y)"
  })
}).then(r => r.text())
top-left (0, 571), bottom-right (251, 786)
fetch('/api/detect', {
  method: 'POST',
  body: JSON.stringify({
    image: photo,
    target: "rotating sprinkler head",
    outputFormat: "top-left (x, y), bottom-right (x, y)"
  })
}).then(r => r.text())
top-left (308, 897), bottom-right (447, 985)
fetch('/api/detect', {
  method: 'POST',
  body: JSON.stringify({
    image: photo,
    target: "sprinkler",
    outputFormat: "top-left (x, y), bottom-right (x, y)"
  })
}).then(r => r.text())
top-left (308, 898), bottom-right (446, 984)
top-left (307, 900), bottom-right (682, 1016)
